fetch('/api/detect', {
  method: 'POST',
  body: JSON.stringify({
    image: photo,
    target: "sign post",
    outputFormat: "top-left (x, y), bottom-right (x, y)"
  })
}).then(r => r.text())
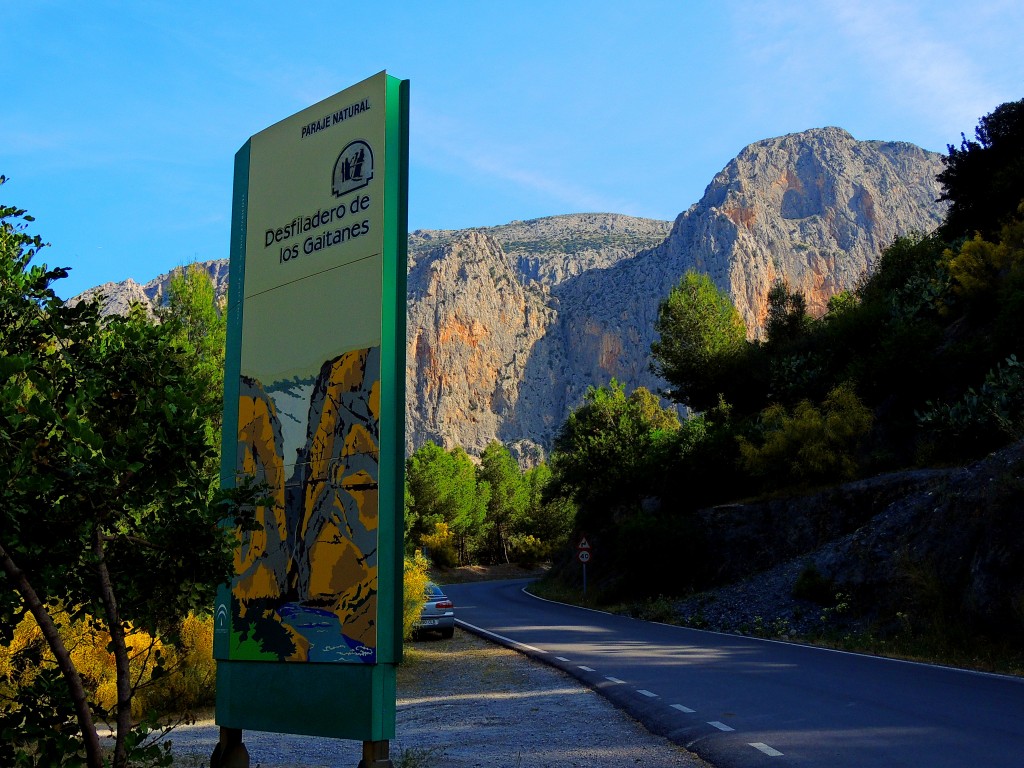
top-left (576, 536), bottom-right (592, 597)
top-left (213, 72), bottom-right (408, 767)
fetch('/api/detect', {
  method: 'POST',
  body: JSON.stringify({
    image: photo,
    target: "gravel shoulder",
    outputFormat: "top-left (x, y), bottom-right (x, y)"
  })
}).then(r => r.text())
top-left (162, 629), bottom-right (707, 767)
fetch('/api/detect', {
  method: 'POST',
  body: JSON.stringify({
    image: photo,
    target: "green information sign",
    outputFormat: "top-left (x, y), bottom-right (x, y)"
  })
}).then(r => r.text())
top-left (214, 71), bottom-right (408, 742)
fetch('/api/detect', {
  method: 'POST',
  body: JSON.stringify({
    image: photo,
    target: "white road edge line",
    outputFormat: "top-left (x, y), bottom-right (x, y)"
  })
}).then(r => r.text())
top-left (671, 704), bottom-right (696, 713)
top-left (605, 676), bottom-right (625, 683)
top-left (750, 743), bottom-right (784, 757)
top-left (455, 619), bottom-right (546, 654)
top-left (637, 689), bottom-right (658, 698)
top-left (578, 665), bottom-right (597, 672)
top-left (708, 721), bottom-right (735, 732)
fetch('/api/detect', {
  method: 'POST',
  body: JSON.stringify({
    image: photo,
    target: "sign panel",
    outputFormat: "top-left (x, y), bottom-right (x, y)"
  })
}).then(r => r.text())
top-left (214, 71), bottom-right (408, 741)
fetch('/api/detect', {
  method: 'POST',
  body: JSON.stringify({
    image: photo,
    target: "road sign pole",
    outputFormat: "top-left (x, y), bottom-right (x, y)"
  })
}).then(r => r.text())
top-left (576, 535), bottom-right (592, 598)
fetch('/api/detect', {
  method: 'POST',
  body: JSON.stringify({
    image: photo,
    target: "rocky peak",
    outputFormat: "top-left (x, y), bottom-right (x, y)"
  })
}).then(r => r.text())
top-left (70, 278), bottom-right (154, 318)
top-left (675, 126), bottom-right (945, 332)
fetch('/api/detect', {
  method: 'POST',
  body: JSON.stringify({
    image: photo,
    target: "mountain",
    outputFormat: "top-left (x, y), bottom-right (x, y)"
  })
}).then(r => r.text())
top-left (76, 128), bottom-right (945, 463)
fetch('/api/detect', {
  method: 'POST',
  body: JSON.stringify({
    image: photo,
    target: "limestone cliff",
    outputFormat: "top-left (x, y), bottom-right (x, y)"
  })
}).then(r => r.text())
top-left (507, 128), bottom-right (945, 450)
top-left (403, 215), bottom-right (672, 462)
top-left (407, 231), bottom-right (554, 459)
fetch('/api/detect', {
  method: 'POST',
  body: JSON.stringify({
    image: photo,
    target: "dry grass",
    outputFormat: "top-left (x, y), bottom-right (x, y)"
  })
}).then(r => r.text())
top-left (429, 563), bottom-right (549, 585)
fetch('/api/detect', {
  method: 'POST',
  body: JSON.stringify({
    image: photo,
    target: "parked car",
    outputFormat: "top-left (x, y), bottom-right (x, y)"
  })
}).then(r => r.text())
top-left (414, 582), bottom-right (455, 639)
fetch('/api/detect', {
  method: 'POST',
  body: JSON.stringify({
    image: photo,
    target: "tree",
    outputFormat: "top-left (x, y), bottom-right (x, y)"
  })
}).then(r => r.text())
top-left (938, 98), bottom-right (1024, 241)
top-left (477, 442), bottom-right (529, 564)
top-left (405, 442), bottom-right (443, 541)
top-left (445, 447), bottom-right (489, 563)
top-left (158, 264), bottom-right (226, 428)
top-left (650, 270), bottom-right (747, 410)
top-left (764, 279), bottom-right (811, 347)
top-left (516, 461), bottom-right (575, 562)
top-left (405, 442), bottom-right (487, 564)
top-left (856, 232), bottom-right (947, 313)
top-left (0, 185), bottom-right (250, 767)
top-left (550, 381), bottom-right (679, 523)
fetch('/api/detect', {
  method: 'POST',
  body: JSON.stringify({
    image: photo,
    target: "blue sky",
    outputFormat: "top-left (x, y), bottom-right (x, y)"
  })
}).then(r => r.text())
top-left (4, 1), bottom-right (1023, 298)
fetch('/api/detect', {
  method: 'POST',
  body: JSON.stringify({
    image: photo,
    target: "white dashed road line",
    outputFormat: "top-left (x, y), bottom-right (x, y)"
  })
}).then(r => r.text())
top-left (459, 616), bottom-right (779, 759)
top-left (460, 610), bottom-right (790, 763)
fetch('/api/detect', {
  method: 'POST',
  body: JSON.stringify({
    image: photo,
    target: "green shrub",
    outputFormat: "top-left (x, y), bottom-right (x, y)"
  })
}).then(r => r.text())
top-left (917, 354), bottom-right (1024, 459)
top-left (507, 534), bottom-right (548, 566)
top-left (738, 383), bottom-right (873, 490)
top-left (944, 216), bottom-right (1024, 303)
top-left (630, 595), bottom-right (678, 623)
top-left (402, 552), bottom-right (431, 641)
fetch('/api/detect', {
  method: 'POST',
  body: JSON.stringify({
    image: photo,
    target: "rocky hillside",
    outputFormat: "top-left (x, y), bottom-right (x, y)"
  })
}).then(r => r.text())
top-left (76, 128), bottom-right (945, 462)
top-left (670, 438), bottom-right (1024, 643)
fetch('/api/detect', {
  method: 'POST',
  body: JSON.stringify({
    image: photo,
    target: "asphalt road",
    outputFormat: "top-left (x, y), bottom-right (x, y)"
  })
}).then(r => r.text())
top-left (443, 578), bottom-right (1024, 768)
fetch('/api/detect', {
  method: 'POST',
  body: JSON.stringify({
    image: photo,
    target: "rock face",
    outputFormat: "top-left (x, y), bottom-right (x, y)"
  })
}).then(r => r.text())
top-left (406, 231), bottom-right (554, 458)
top-left (406, 215), bottom-right (671, 461)
top-left (71, 278), bottom-right (156, 318)
top-left (76, 128), bottom-right (945, 462)
top-left (71, 259), bottom-right (231, 319)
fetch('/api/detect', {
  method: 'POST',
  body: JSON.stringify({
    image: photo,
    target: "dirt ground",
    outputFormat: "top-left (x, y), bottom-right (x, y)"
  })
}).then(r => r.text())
top-left (163, 628), bottom-right (705, 767)
top-left (393, 629), bottom-right (705, 767)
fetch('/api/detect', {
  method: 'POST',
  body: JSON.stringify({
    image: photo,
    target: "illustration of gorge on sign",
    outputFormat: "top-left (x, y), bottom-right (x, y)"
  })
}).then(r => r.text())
top-left (216, 70), bottom-right (408, 695)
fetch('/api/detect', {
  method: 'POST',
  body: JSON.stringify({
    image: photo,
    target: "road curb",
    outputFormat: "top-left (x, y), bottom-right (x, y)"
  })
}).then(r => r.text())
top-left (454, 617), bottom-right (708, 751)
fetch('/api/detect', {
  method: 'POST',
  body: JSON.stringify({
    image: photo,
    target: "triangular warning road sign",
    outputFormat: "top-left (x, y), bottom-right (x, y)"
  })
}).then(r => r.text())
top-left (577, 537), bottom-right (591, 550)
